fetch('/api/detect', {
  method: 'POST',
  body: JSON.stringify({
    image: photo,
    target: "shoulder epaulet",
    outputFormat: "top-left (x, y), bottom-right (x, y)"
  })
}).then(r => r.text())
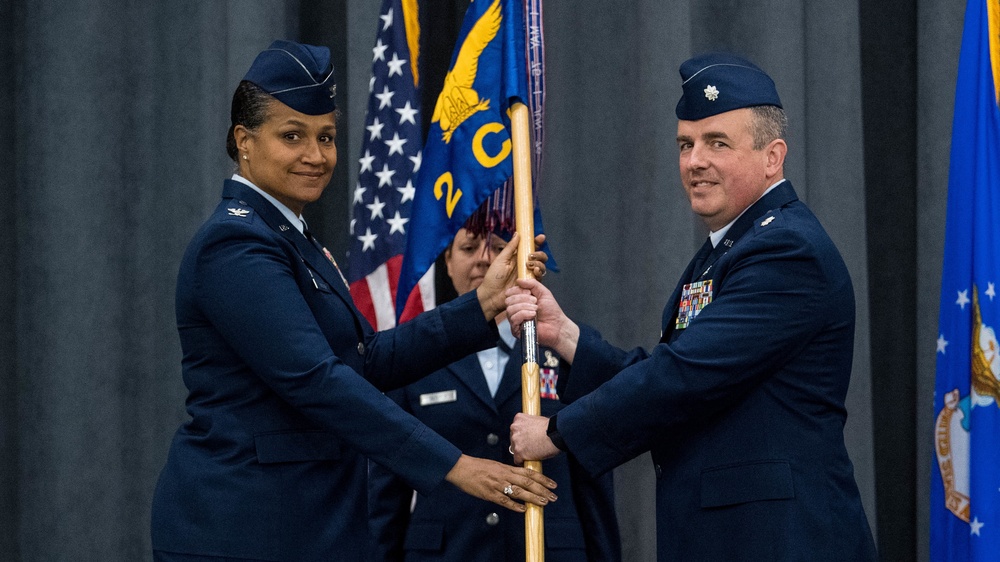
top-left (753, 208), bottom-right (786, 232)
top-left (221, 205), bottom-right (255, 220)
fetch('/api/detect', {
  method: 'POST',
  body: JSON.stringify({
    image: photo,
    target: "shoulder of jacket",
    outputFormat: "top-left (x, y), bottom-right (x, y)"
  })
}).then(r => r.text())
top-left (751, 207), bottom-right (788, 234)
top-left (217, 203), bottom-right (256, 222)
top-left (195, 203), bottom-right (283, 249)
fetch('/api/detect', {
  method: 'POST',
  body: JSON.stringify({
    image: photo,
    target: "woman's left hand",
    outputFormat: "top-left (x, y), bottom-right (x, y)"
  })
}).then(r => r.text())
top-left (445, 454), bottom-right (557, 512)
top-left (476, 233), bottom-right (548, 321)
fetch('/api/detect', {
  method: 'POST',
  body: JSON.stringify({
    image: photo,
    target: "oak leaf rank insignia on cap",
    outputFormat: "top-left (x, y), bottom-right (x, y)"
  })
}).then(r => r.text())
top-left (676, 53), bottom-right (781, 120)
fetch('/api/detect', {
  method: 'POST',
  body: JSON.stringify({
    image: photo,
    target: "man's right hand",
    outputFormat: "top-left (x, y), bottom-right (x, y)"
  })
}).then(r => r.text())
top-left (505, 279), bottom-right (580, 363)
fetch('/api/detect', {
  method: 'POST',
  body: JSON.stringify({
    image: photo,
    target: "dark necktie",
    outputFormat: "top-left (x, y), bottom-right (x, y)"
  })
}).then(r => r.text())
top-left (689, 237), bottom-right (714, 283)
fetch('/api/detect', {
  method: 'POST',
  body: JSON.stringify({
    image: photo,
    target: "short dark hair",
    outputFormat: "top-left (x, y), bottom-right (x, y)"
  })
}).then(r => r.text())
top-left (226, 80), bottom-right (275, 161)
top-left (748, 105), bottom-right (788, 150)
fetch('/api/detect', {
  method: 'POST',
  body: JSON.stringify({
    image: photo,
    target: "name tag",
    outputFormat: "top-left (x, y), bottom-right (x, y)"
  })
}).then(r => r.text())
top-left (419, 390), bottom-right (457, 406)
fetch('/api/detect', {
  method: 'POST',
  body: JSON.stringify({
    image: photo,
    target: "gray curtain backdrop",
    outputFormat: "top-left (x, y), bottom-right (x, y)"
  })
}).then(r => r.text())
top-left (0, 0), bottom-right (959, 560)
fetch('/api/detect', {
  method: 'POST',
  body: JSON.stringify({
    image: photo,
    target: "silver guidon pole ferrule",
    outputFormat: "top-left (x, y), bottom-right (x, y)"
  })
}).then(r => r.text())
top-left (521, 319), bottom-right (538, 364)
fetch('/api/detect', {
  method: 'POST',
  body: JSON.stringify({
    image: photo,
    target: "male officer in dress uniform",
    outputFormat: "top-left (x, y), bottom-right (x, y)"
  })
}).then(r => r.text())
top-left (506, 53), bottom-right (878, 561)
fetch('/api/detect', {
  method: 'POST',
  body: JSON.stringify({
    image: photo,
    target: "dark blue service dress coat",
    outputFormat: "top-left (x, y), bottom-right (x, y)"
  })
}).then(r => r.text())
top-left (150, 180), bottom-right (500, 562)
top-left (554, 181), bottom-right (877, 561)
top-left (369, 341), bottom-right (621, 562)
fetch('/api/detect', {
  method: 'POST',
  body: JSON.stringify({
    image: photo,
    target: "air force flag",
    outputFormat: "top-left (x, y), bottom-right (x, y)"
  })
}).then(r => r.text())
top-left (932, 1), bottom-right (1000, 560)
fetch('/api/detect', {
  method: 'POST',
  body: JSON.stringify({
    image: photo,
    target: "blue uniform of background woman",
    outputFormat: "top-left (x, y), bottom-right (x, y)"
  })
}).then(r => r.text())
top-left (369, 228), bottom-right (621, 561)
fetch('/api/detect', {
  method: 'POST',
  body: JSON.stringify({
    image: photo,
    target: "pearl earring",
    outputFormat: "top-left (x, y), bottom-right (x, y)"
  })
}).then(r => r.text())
top-left (242, 154), bottom-right (248, 160)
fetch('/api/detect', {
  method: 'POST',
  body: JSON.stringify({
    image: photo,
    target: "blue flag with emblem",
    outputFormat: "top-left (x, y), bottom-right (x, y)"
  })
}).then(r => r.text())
top-left (932, 1), bottom-right (1000, 560)
top-left (395, 0), bottom-right (529, 317)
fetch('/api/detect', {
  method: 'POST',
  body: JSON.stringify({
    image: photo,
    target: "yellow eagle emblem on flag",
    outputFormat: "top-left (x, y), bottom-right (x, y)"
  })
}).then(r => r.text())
top-left (971, 287), bottom-right (1000, 402)
top-left (934, 286), bottom-right (1000, 524)
top-left (431, 0), bottom-right (502, 143)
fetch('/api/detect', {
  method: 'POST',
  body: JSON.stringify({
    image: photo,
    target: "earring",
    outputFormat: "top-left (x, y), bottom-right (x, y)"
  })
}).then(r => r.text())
top-left (242, 154), bottom-right (248, 160)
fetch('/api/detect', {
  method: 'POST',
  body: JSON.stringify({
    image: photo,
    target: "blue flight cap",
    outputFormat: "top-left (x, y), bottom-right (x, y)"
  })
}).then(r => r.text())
top-left (242, 40), bottom-right (337, 115)
top-left (675, 53), bottom-right (781, 120)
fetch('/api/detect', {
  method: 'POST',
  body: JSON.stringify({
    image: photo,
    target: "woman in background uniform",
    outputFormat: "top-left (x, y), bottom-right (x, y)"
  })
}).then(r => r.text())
top-left (369, 226), bottom-right (621, 561)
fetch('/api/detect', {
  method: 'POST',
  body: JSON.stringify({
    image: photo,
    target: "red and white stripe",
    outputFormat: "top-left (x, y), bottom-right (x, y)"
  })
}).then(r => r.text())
top-left (350, 255), bottom-right (436, 331)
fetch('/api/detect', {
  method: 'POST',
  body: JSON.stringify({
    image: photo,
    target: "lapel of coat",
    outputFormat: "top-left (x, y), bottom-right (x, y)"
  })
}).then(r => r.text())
top-left (694, 180), bottom-right (799, 282)
top-left (448, 352), bottom-right (499, 413)
top-left (222, 180), bottom-right (366, 328)
top-left (660, 180), bottom-right (800, 342)
top-left (661, 239), bottom-right (712, 337)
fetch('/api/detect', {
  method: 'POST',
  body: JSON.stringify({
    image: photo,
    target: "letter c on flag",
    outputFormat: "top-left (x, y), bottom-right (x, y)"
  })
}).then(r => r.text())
top-left (472, 122), bottom-right (511, 168)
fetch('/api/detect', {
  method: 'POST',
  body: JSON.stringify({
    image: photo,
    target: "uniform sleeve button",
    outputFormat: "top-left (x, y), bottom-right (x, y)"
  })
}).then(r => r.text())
top-left (357, 342), bottom-right (365, 355)
top-left (486, 433), bottom-right (499, 446)
top-left (486, 512), bottom-right (500, 526)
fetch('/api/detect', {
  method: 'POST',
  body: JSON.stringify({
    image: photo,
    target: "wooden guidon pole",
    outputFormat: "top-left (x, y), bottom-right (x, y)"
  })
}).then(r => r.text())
top-left (510, 101), bottom-right (544, 562)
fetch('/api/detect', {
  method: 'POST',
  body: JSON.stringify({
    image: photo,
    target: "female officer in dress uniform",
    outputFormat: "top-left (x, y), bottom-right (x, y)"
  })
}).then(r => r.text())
top-left (150, 40), bottom-right (555, 562)
top-left (369, 227), bottom-right (622, 561)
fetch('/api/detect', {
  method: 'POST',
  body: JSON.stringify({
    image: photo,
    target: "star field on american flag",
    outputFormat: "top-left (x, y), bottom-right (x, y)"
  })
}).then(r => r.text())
top-left (346, 0), bottom-right (433, 331)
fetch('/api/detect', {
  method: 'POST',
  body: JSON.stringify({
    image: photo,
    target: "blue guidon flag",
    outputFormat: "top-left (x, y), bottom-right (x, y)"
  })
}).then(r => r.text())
top-left (932, 1), bottom-right (1000, 560)
top-left (396, 0), bottom-right (537, 318)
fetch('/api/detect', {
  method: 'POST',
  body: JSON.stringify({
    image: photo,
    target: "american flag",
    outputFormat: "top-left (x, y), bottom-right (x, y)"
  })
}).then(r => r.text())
top-left (346, 0), bottom-right (435, 331)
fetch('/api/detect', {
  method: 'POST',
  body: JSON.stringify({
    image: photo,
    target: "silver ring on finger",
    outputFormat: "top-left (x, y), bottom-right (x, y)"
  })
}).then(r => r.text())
top-left (503, 485), bottom-right (514, 496)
